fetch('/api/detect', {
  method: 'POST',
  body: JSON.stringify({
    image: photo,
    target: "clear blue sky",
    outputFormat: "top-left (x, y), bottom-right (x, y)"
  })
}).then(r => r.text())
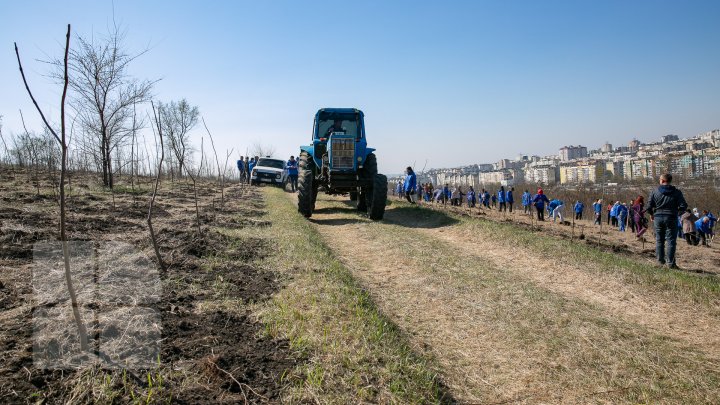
top-left (2, 0), bottom-right (719, 174)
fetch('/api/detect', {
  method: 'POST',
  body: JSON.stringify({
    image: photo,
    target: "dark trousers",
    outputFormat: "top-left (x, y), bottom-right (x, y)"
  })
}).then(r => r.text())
top-left (594, 212), bottom-right (601, 225)
top-left (698, 231), bottom-right (708, 246)
top-left (508, 202), bottom-right (513, 213)
top-left (524, 204), bottom-right (530, 213)
top-left (288, 174), bottom-right (298, 192)
top-left (654, 216), bottom-right (679, 266)
top-left (575, 212), bottom-right (582, 220)
top-left (406, 192), bottom-right (416, 204)
top-left (498, 202), bottom-right (506, 212)
top-left (536, 206), bottom-right (545, 221)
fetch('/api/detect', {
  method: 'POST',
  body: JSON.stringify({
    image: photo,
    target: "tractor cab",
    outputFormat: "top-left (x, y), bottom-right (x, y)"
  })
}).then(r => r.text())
top-left (308, 108), bottom-right (371, 172)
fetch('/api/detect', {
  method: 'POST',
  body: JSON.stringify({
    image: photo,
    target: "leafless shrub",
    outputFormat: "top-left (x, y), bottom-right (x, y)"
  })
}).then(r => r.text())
top-left (59, 24), bottom-right (154, 189)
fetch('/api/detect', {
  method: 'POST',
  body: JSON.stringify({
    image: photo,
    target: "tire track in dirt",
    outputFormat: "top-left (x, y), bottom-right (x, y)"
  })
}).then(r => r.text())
top-left (411, 216), bottom-right (720, 360)
top-left (308, 215), bottom-right (546, 403)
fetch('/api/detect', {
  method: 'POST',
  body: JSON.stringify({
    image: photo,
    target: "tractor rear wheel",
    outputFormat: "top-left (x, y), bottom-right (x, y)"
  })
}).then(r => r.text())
top-left (368, 174), bottom-right (388, 220)
top-left (297, 152), bottom-right (315, 218)
top-left (358, 153), bottom-right (377, 213)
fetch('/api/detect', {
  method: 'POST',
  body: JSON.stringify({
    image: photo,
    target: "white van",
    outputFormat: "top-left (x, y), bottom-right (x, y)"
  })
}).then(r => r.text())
top-left (251, 157), bottom-right (287, 186)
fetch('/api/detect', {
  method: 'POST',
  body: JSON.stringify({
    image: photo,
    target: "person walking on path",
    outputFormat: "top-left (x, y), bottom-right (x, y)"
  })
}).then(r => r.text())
top-left (532, 189), bottom-right (550, 221)
top-left (404, 166), bottom-right (417, 204)
top-left (632, 196), bottom-right (648, 238)
top-left (681, 209), bottom-right (699, 245)
top-left (593, 199), bottom-right (603, 225)
top-left (574, 200), bottom-right (584, 221)
top-left (285, 156), bottom-right (299, 192)
top-left (522, 190), bottom-right (531, 214)
top-left (506, 187), bottom-right (515, 213)
top-left (647, 173), bottom-right (688, 269)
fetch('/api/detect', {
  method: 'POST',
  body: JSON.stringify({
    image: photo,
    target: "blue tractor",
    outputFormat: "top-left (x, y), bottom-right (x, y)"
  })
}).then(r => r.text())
top-left (297, 108), bottom-right (387, 220)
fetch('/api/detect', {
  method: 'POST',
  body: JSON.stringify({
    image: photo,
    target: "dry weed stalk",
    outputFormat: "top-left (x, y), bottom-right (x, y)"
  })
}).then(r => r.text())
top-left (148, 102), bottom-right (166, 271)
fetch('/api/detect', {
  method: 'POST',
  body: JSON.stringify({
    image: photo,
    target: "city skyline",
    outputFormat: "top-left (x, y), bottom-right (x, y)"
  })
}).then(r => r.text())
top-left (414, 127), bottom-right (719, 172)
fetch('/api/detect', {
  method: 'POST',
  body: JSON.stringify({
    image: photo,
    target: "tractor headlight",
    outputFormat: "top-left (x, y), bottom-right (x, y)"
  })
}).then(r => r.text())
top-left (357, 157), bottom-right (362, 162)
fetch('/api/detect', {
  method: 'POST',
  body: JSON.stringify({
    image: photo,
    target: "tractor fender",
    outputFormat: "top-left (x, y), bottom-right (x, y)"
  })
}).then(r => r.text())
top-left (300, 145), bottom-right (322, 169)
top-left (359, 147), bottom-right (375, 166)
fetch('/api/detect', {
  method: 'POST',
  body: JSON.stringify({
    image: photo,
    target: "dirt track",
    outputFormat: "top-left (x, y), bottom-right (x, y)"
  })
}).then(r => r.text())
top-left (300, 193), bottom-right (720, 404)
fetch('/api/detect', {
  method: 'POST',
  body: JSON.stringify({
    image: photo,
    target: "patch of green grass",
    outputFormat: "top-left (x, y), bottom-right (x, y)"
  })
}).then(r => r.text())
top-left (253, 187), bottom-right (453, 404)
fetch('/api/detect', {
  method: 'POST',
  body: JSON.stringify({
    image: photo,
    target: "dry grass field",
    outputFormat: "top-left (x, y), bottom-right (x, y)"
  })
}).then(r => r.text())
top-left (2, 166), bottom-right (719, 403)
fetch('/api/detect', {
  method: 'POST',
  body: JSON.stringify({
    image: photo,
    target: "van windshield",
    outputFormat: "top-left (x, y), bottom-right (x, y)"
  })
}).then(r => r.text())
top-left (256, 159), bottom-right (285, 169)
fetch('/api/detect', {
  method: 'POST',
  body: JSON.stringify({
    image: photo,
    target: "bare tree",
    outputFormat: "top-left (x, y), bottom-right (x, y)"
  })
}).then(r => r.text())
top-left (202, 117), bottom-right (231, 206)
top-left (185, 137), bottom-right (204, 236)
top-left (251, 141), bottom-right (276, 158)
top-left (16, 24), bottom-right (89, 351)
top-left (60, 25), bottom-right (153, 189)
top-left (161, 99), bottom-right (199, 179)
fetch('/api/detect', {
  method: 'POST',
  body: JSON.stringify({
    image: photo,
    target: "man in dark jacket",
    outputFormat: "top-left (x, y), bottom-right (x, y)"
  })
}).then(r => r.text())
top-left (646, 173), bottom-right (688, 269)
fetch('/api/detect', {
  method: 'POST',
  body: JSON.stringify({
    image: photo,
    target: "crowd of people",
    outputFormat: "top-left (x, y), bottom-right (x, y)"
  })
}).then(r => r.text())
top-left (396, 168), bottom-right (716, 270)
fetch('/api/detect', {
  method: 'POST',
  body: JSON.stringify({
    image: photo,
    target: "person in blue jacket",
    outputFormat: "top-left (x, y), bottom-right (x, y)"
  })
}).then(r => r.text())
top-left (286, 156), bottom-right (299, 192)
top-left (696, 216), bottom-right (712, 246)
top-left (237, 156), bottom-right (246, 181)
top-left (547, 199), bottom-right (564, 223)
top-left (483, 190), bottom-right (491, 208)
top-left (574, 200), bottom-right (584, 221)
top-left (442, 184), bottom-right (450, 205)
top-left (521, 190), bottom-right (532, 214)
top-left (248, 157), bottom-right (256, 184)
top-left (497, 186), bottom-right (507, 212)
top-left (532, 189), bottom-right (550, 221)
top-left (506, 187), bottom-right (515, 213)
top-left (610, 201), bottom-right (620, 227)
top-left (404, 166), bottom-right (417, 204)
top-left (467, 186), bottom-right (476, 208)
top-left (617, 203), bottom-right (628, 232)
top-left (701, 210), bottom-right (716, 240)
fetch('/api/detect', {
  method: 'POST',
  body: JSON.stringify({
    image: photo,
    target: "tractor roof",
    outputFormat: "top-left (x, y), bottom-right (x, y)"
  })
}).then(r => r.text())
top-left (316, 108), bottom-right (363, 115)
